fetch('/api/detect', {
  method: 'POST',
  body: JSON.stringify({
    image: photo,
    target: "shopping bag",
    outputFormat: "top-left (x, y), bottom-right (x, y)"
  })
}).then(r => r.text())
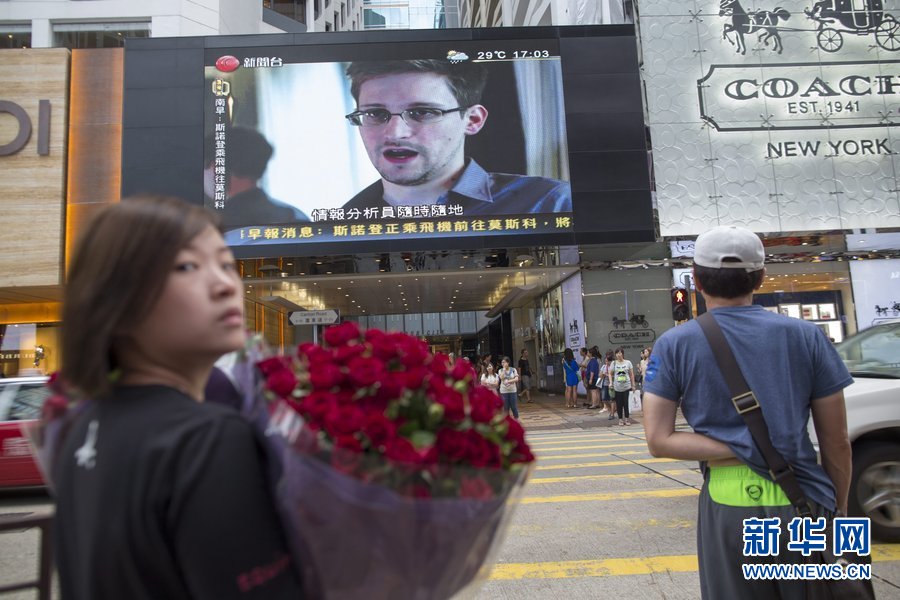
top-left (628, 390), bottom-right (642, 413)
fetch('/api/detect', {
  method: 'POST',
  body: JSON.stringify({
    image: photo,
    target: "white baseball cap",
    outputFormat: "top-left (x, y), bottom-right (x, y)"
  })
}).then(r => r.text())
top-left (693, 226), bottom-right (765, 272)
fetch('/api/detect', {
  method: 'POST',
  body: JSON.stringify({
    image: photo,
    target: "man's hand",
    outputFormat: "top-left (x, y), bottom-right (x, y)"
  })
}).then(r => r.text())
top-left (810, 391), bottom-right (852, 514)
top-left (643, 392), bottom-right (736, 461)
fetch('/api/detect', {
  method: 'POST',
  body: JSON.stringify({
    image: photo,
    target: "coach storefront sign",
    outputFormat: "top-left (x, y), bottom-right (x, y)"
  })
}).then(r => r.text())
top-left (640, 2), bottom-right (900, 236)
top-left (0, 49), bottom-right (69, 288)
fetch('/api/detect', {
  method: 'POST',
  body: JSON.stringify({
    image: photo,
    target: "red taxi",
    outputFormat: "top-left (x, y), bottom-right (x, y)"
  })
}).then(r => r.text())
top-left (0, 376), bottom-right (50, 488)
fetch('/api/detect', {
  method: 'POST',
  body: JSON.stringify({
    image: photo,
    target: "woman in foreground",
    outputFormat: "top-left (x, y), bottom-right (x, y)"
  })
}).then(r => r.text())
top-left (53, 196), bottom-right (303, 599)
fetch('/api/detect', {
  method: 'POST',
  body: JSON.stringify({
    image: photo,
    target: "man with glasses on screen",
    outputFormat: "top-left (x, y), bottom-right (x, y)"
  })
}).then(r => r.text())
top-left (341, 60), bottom-right (571, 216)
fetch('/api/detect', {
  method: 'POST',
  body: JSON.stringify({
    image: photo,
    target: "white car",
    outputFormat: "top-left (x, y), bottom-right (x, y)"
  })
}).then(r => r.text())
top-left (810, 322), bottom-right (900, 542)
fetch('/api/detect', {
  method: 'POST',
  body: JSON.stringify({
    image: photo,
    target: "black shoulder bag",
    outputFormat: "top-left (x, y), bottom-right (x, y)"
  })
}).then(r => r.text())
top-left (697, 312), bottom-right (875, 600)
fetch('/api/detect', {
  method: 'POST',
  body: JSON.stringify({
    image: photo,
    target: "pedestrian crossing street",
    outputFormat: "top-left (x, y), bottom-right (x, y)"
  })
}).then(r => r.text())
top-left (473, 426), bottom-right (900, 599)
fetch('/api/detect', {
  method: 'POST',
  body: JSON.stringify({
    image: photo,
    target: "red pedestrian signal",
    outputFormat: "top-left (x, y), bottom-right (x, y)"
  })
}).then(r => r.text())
top-left (671, 288), bottom-right (689, 321)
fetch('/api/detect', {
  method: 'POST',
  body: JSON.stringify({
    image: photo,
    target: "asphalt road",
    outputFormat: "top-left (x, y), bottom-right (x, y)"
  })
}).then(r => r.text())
top-left (1, 391), bottom-right (898, 599)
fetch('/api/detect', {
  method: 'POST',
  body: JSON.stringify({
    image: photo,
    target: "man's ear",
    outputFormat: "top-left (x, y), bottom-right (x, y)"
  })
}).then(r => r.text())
top-left (691, 268), bottom-right (703, 293)
top-left (754, 267), bottom-right (767, 291)
top-left (464, 105), bottom-right (488, 135)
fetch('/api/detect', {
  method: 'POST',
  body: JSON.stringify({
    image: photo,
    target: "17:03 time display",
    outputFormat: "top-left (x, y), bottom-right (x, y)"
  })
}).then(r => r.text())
top-left (476, 50), bottom-right (552, 60)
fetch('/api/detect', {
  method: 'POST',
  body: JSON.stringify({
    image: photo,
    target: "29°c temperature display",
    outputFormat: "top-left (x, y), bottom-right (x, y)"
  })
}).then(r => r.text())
top-left (475, 50), bottom-right (552, 60)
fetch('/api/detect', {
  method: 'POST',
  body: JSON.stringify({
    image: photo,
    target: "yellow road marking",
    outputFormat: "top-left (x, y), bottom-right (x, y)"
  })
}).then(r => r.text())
top-left (535, 442), bottom-right (651, 453)
top-left (529, 436), bottom-right (644, 446)
top-left (489, 555), bottom-right (699, 579)
top-left (536, 457), bottom-right (679, 471)
top-left (528, 469), bottom-right (697, 485)
top-left (520, 488), bottom-right (699, 504)
top-left (488, 545), bottom-right (900, 580)
top-left (509, 518), bottom-right (697, 534)
top-left (537, 450), bottom-right (647, 461)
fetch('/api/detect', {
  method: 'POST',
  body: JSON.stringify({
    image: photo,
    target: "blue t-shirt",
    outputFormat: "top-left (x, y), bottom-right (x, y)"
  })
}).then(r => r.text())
top-left (642, 305), bottom-right (853, 510)
top-left (563, 358), bottom-right (580, 386)
top-left (586, 357), bottom-right (600, 385)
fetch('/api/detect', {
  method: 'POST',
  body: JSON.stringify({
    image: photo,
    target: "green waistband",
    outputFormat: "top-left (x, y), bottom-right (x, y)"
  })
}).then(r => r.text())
top-left (707, 465), bottom-right (790, 507)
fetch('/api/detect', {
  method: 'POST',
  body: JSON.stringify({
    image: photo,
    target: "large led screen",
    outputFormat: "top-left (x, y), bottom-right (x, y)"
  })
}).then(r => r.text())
top-left (203, 41), bottom-right (572, 247)
top-left (121, 26), bottom-right (653, 256)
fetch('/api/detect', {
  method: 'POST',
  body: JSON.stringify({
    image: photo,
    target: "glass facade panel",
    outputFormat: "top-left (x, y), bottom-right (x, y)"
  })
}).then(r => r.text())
top-left (53, 23), bottom-right (150, 49)
top-left (1, 29), bottom-right (31, 49)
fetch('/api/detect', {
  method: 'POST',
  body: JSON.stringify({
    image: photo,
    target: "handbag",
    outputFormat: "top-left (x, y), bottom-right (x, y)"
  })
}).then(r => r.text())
top-left (628, 390), bottom-right (642, 413)
top-left (697, 313), bottom-right (875, 600)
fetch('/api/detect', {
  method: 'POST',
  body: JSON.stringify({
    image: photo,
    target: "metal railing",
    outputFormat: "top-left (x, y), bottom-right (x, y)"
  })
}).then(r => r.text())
top-left (0, 512), bottom-right (54, 600)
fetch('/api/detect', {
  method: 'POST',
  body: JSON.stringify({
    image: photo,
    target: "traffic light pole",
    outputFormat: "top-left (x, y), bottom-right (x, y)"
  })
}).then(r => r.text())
top-left (681, 272), bottom-right (693, 320)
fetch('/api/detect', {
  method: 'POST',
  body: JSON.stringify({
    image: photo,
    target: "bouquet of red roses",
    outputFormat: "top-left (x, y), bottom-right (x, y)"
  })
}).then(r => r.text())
top-left (246, 322), bottom-right (534, 600)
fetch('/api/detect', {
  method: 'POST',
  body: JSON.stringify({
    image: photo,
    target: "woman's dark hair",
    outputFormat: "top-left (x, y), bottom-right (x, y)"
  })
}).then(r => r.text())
top-left (694, 262), bottom-right (765, 299)
top-left (499, 356), bottom-right (511, 365)
top-left (615, 347), bottom-right (625, 356)
top-left (580, 347), bottom-right (587, 355)
top-left (588, 348), bottom-right (599, 358)
top-left (62, 196), bottom-right (222, 397)
top-left (605, 350), bottom-right (614, 362)
top-left (564, 348), bottom-right (574, 361)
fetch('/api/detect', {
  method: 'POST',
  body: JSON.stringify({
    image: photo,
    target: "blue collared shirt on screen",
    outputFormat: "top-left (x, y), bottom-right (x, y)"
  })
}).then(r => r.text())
top-left (342, 158), bottom-right (572, 215)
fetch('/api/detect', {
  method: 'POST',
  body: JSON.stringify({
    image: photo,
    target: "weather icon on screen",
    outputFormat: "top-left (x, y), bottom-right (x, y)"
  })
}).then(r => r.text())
top-left (447, 51), bottom-right (469, 63)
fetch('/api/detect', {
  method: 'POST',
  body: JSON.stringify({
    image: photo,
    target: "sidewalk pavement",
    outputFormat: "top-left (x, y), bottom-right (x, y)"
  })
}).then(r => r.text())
top-left (516, 389), bottom-right (689, 432)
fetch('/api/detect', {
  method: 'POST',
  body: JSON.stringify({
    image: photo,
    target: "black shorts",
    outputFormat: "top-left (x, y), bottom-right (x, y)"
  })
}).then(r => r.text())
top-left (586, 381), bottom-right (598, 390)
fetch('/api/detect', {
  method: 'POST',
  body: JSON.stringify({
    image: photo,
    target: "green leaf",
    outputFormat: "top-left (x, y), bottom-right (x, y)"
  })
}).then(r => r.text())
top-left (428, 402), bottom-right (445, 421)
top-left (385, 401), bottom-right (400, 420)
top-left (410, 430), bottom-right (436, 449)
top-left (398, 421), bottom-right (419, 437)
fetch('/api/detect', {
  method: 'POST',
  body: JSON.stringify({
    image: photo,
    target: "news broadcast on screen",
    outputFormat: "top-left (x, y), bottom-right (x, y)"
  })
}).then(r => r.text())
top-left (204, 40), bottom-right (573, 247)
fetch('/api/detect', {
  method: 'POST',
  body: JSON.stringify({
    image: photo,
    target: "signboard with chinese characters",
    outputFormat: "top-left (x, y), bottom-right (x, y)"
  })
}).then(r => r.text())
top-left (288, 309), bottom-right (340, 326)
top-left (640, 1), bottom-right (900, 235)
top-left (0, 49), bottom-right (69, 288)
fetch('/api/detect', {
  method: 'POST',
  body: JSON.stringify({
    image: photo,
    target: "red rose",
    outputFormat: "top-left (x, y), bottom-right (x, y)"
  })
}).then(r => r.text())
top-left (347, 356), bottom-right (386, 388)
top-left (266, 368), bottom-right (297, 398)
top-left (396, 335), bottom-right (429, 368)
top-left (297, 343), bottom-right (333, 365)
top-left (436, 428), bottom-right (469, 462)
top-left (401, 367), bottom-right (429, 390)
top-left (503, 416), bottom-right (535, 463)
top-left (460, 476), bottom-right (495, 500)
top-left (324, 404), bottom-right (367, 438)
top-left (257, 355), bottom-right (292, 377)
top-left (369, 376), bottom-right (400, 403)
top-left (323, 322), bottom-right (361, 347)
top-left (469, 386), bottom-right (502, 423)
top-left (419, 445), bottom-right (439, 466)
top-left (297, 391), bottom-right (339, 425)
top-left (466, 429), bottom-right (501, 468)
top-left (432, 385), bottom-right (465, 422)
top-left (504, 416), bottom-right (526, 446)
top-left (332, 433), bottom-right (363, 453)
top-left (450, 358), bottom-right (475, 382)
top-left (309, 363), bottom-right (344, 390)
top-left (362, 412), bottom-right (397, 448)
top-left (384, 437), bottom-right (421, 465)
top-left (429, 353), bottom-right (449, 376)
top-left (511, 445), bottom-right (535, 464)
top-left (335, 343), bottom-right (366, 365)
top-left (370, 337), bottom-right (400, 362)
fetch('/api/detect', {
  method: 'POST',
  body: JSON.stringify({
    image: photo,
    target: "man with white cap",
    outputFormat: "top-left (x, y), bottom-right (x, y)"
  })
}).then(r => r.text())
top-left (641, 226), bottom-right (853, 599)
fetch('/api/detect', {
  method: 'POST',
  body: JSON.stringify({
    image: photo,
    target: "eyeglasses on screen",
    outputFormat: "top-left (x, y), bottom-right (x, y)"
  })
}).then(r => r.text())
top-left (345, 106), bottom-right (466, 127)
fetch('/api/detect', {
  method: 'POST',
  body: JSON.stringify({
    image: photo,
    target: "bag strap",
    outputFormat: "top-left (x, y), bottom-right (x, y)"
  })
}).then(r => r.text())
top-left (696, 312), bottom-right (812, 518)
